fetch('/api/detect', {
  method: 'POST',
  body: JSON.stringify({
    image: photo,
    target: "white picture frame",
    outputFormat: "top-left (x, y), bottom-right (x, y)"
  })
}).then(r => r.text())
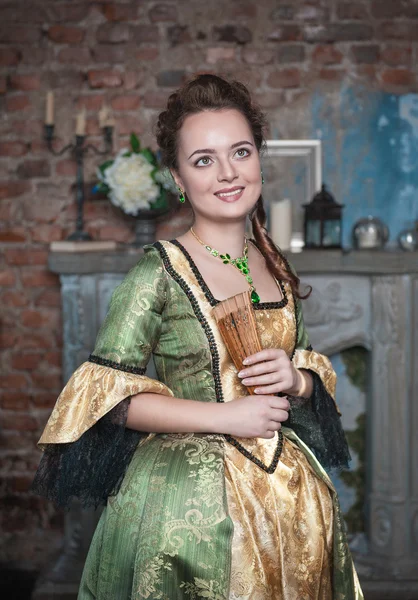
top-left (261, 140), bottom-right (322, 251)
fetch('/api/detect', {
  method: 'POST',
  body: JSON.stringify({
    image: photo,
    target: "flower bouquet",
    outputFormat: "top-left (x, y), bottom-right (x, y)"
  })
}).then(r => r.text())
top-left (95, 133), bottom-right (177, 216)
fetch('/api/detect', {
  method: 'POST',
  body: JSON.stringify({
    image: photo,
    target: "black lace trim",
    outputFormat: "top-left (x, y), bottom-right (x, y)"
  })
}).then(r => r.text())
top-left (154, 241), bottom-right (284, 474)
top-left (31, 398), bottom-right (143, 508)
top-left (169, 239), bottom-right (288, 311)
top-left (88, 354), bottom-right (146, 376)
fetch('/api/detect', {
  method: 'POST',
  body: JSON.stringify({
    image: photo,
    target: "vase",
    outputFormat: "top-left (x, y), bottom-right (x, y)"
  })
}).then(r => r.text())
top-left (132, 208), bottom-right (170, 247)
top-left (352, 216), bottom-right (389, 250)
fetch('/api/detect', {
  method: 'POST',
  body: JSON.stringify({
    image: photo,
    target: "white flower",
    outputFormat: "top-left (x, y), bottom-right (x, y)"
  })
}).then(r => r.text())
top-left (102, 150), bottom-right (160, 215)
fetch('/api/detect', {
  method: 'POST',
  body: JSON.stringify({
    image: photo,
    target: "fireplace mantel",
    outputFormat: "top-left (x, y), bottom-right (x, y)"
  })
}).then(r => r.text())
top-left (34, 247), bottom-right (418, 599)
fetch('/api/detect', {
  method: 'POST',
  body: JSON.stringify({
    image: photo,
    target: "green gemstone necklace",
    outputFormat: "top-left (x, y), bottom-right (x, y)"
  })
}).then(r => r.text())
top-left (190, 227), bottom-right (260, 304)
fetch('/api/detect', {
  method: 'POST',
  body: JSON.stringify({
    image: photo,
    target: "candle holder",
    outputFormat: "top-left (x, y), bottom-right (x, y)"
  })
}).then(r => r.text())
top-left (44, 124), bottom-right (113, 241)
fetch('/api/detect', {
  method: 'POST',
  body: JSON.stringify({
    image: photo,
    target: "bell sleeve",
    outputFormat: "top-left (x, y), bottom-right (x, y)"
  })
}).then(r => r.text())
top-left (32, 246), bottom-right (174, 508)
top-left (287, 282), bottom-right (351, 472)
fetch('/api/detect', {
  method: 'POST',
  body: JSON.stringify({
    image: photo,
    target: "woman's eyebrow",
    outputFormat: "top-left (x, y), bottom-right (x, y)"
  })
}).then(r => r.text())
top-left (187, 140), bottom-right (254, 160)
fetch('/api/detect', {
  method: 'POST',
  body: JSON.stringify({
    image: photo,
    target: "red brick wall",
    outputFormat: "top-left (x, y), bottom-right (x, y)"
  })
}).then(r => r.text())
top-left (1, 0), bottom-right (418, 570)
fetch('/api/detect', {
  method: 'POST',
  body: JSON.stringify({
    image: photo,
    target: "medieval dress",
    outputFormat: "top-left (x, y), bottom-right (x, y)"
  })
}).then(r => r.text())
top-left (33, 239), bottom-right (364, 600)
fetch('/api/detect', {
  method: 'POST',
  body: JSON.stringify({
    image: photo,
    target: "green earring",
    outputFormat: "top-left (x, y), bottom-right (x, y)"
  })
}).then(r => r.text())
top-left (178, 187), bottom-right (185, 203)
top-left (261, 170), bottom-right (265, 185)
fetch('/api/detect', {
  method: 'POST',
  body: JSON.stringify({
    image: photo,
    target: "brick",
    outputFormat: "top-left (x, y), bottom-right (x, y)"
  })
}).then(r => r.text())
top-left (0, 374), bottom-right (28, 390)
top-left (11, 354), bottom-right (42, 371)
top-left (111, 95), bottom-right (140, 110)
top-left (17, 160), bottom-right (50, 179)
top-left (149, 4), bottom-right (177, 22)
top-left (254, 91), bottom-right (285, 109)
top-left (35, 289), bottom-right (61, 307)
top-left (47, 25), bottom-right (85, 45)
top-left (21, 269), bottom-right (58, 288)
top-left (305, 23), bottom-right (373, 43)
top-left (296, 5), bottom-right (329, 21)
top-left (21, 309), bottom-right (53, 328)
top-left (371, 0), bottom-right (403, 18)
top-left (115, 115), bottom-right (143, 136)
top-left (267, 68), bottom-right (301, 89)
top-left (156, 70), bottom-right (186, 87)
top-left (381, 46), bottom-right (412, 66)
top-left (32, 392), bottom-right (58, 408)
top-left (0, 181), bottom-right (31, 200)
top-left (97, 224), bottom-right (134, 243)
top-left (142, 90), bottom-right (170, 108)
top-left (377, 22), bottom-right (418, 41)
top-left (44, 351), bottom-right (62, 368)
top-left (351, 44), bottom-right (380, 64)
top-left (46, 4), bottom-right (89, 22)
top-left (96, 23), bottom-right (131, 44)
top-left (5, 249), bottom-right (48, 266)
top-left (32, 372), bottom-right (62, 390)
top-left (2, 414), bottom-right (38, 431)
top-left (0, 269), bottom-right (15, 286)
top-left (77, 95), bottom-right (105, 111)
top-left (228, 2), bottom-right (257, 18)
top-left (5, 95), bottom-right (31, 111)
top-left (124, 71), bottom-right (143, 91)
top-left (8, 74), bottom-right (41, 91)
top-left (337, 2), bottom-right (369, 20)
top-left (312, 45), bottom-right (343, 65)
top-left (355, 65), bottom-right (377, 82)
top-left (8, 119), bottom-right (43, 138)
top-left (268, 25), bottom-right (302, 42)
top-left (88, 70), bottom-right (123, 88)
top-left (0, 330), bottom-right (17, 348)
top-left (0, 393), bottom-right (31, 411)
top-left (0, 48), bottom-right (21, 67)
top-left (45, 70), bottom-right (84, 90)
top-left (0, 142), bottom-right (28, 157)
top-left (0, 229), bottom-right (26, 242)
top-left (276, 44), bottom-right (306, 64)
top-left (20, 47), bottom-right (50, 66)
top-left (55, 159), bottom-right (77, 177)
top-left (1, 291), bottom-right (29, 307)
top-left (206, 47), bottom-right (235, 64)
top-left (242, 48), bottom-right (275, 66)
top-left (381, 68), bottom-right (415, 89)
top-left (166, 25), bottom-right (191, 46)
top-left (132, 25), bottom-right (159, 44)
top-left (0, 26), bottom-right (41, 44)
top-left (57, 47), bottom-right (92, 65)
top-left (0, 76), bottom-right (6, 94)
top-left (93, 44), bottom-right (128, 64)
top-left (135, 47), bottom-right (159, 61)
top-left (213, 25), bottom-right (252, 44)
top-left (319, 68), bottom-right (345, 82)
top-left (102, 3), bottom-right (139, 21)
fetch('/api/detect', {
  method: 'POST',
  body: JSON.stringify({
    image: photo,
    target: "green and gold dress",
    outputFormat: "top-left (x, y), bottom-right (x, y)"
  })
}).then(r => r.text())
top-left (33, 240), bottom-right (363, 600)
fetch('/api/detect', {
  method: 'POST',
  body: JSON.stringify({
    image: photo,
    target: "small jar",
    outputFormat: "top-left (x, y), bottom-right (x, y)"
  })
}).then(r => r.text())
top-left (352, 216), bottom-right (389, 250)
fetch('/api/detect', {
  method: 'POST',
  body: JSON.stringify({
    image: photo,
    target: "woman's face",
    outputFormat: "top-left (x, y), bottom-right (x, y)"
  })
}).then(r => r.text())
top-left (172, 109), bottom-right (262, 223)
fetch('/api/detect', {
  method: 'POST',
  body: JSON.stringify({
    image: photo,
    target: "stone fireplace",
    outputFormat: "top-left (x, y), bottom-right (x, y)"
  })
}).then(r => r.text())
top-left (33, 247), bottom-right (418, 599)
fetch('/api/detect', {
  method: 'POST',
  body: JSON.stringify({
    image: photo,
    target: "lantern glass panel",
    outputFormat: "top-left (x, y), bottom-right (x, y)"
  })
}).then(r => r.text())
top-left (306, 220), bottom-right (321, 246)
top-left (323, 220), bottom-right (341, 246)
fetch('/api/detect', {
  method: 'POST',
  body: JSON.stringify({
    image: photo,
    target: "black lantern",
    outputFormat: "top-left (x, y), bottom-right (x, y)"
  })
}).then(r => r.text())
top-left (303, 184), bottom-right (344, 249)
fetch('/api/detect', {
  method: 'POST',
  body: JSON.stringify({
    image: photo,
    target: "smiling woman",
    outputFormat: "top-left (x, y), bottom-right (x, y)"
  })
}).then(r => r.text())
top-left (33, 74), bottom-right (363, 600)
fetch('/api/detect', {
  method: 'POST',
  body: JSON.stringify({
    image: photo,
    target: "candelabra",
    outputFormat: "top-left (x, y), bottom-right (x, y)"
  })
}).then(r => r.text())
top-left (44, 124), bottom-right (113, 241)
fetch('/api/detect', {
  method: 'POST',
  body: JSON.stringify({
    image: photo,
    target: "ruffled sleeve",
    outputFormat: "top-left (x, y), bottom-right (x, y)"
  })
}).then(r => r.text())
top-left (32, 246), bottom-right (174, 507)
top-left (287, 271), bottom-right (351, 471)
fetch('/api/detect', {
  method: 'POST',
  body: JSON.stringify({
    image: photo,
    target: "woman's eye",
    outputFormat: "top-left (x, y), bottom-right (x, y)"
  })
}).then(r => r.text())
top-left (195, 156), bottom-right (212, 167)
top-left (235, 148), bottom-right (250, 158)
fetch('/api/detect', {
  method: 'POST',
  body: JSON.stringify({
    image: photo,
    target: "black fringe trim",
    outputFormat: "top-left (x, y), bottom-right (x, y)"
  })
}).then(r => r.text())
top-left (88, 354), bottom-right (146, 376)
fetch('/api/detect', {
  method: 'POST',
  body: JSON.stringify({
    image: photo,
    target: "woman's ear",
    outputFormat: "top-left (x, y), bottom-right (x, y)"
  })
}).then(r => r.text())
top-left (170, 170), bottom-right (184, 191)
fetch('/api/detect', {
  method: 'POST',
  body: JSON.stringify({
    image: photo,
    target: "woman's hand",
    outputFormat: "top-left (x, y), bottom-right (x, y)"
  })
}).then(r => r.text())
top-left (237, 349), bottom-right (312, 397)
top-left (221, 393), bottom-right (290, 439)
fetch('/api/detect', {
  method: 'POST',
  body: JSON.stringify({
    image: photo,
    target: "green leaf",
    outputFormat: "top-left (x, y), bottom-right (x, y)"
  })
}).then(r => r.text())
top-left (142, 148), bottom-right (157, 166)
top-left (130, 133), bottom-right (140, 153)
top-left (98, 159), bottom-right (113, 175)
top-left (148, 188), bottom-right (168, 210)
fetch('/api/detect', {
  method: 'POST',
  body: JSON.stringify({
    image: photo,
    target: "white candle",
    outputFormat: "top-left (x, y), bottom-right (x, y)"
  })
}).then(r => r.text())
top-left (75, 109), bottom-right (86, 136)
top-left (45, 91), bottom-right (54, 125)
top-left (270, 198), bottom-right (292, 251)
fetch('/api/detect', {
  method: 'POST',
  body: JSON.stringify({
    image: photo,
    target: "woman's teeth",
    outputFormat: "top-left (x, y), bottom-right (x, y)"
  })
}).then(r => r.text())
top-left (217, 189), bottom-right (242, 198)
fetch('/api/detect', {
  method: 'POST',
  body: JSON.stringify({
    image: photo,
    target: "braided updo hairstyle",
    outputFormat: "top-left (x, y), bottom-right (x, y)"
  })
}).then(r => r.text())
top-left (156, 74), bottom-right (307, 299)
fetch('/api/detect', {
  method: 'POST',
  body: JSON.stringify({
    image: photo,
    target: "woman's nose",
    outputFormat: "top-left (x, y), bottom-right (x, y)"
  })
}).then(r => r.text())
top-left (217, 160), bottom-right (238, 182)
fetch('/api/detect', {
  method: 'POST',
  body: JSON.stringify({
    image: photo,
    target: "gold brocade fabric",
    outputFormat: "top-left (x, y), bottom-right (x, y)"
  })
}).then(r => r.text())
top-left (38, 362), bottom-right (173, 446)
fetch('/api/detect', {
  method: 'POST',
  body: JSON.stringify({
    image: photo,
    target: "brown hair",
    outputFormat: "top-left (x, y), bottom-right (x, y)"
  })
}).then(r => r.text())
top-left (156, 74), bottom-right (308, 300)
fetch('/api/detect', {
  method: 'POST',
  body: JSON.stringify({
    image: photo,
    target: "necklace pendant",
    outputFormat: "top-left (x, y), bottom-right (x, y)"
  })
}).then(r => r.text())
top-left (251, 289), bottom-right (260, 304)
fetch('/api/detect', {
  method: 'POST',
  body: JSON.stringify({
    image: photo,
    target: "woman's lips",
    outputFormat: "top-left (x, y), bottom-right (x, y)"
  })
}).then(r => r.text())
top-left (214, 187), bottom-right (245, 202)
